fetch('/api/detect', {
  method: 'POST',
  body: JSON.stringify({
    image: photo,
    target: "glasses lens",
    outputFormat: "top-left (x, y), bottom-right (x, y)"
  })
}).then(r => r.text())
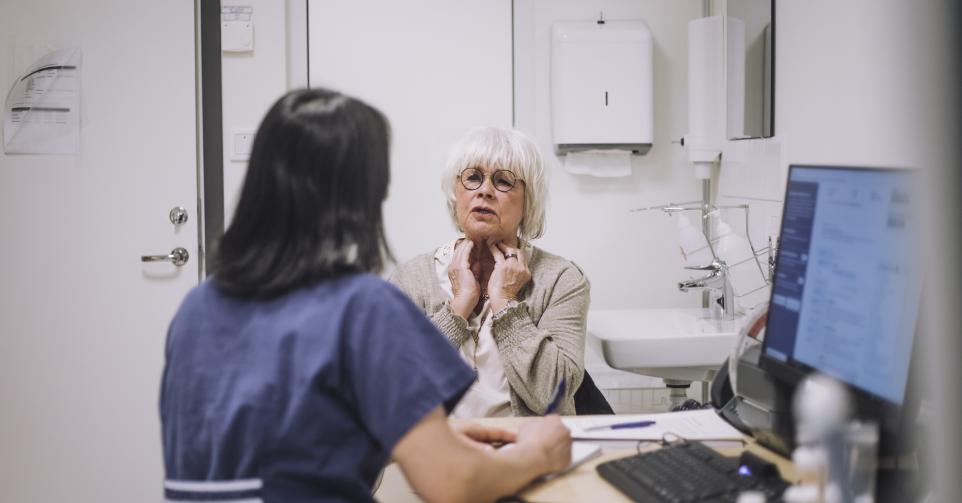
top-left (460, 168), bottom-right (483, 190)
top-left (493, 170), bottom-right (516, 192)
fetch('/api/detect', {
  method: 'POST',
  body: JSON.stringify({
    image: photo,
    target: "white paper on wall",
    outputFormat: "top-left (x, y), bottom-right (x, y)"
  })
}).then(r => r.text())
top-left (3, 48), bottom-right (82, 155)
top-left (563, 149), bottom-right (632, 178)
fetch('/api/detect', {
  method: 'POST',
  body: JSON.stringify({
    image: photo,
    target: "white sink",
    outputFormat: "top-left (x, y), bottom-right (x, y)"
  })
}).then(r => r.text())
top-left (588, 308), bottom-right (742, 382)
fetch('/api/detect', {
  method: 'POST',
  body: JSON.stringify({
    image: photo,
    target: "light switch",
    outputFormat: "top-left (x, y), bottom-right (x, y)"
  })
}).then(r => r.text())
top-left (232, 129), bottom-right (255, 162)
top-left (222, 6), bottom-right (254, 53)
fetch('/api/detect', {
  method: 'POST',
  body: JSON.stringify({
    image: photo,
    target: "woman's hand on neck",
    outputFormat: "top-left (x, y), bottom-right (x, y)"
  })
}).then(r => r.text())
top-left (466, 235), bottom-right (519, 259)
top-left (455, 234), bottom-right (523, 315)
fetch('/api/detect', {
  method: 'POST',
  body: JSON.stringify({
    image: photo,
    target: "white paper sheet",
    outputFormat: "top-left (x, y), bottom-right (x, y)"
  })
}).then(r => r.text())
top-left (562, 409), bottom-right (745, 442)
top-left (563, 149), bottom-right (632, 178)
top-left (3, 48), bottom-right (82, 154)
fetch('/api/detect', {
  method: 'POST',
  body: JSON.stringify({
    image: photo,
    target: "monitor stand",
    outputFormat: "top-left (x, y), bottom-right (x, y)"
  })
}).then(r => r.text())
top-left (750, 377), bottom-right (796, 456)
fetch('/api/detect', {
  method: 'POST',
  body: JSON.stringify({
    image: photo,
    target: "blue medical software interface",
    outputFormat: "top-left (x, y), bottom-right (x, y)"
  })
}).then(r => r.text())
top-left (764, 166), bottom-right (921, 405)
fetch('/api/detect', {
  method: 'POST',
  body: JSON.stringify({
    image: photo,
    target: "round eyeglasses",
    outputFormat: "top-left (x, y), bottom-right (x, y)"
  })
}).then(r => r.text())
top-left (459, 167), bottom-right (520, 193)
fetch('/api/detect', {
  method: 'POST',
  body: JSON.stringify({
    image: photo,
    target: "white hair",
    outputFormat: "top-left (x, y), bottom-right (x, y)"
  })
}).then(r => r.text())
top-left (441, 127), bottom-right (548, 240)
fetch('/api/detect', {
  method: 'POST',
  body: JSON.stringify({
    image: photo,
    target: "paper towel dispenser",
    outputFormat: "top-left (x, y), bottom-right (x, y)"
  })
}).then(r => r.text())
top-left (550, 20), bottom-right (653, 156)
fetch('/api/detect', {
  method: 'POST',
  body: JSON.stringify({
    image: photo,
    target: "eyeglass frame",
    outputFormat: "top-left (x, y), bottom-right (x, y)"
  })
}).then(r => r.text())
top-left (458, 166), bottom-right (524, 193)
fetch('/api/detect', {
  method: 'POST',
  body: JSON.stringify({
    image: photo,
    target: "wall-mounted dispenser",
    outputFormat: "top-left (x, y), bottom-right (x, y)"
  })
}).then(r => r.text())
top-left (550, 19), bottom-right (653, 156)
top-left (685, 16), bottom-right (725, 180)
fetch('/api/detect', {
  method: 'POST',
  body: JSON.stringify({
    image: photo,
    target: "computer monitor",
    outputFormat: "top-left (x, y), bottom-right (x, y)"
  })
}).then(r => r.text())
top-left (759, 164), bottom-right (922, 455)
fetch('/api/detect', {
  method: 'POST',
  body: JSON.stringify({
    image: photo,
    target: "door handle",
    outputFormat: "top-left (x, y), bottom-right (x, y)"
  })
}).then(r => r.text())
top-left (141, 247), bottom-right (189, 266)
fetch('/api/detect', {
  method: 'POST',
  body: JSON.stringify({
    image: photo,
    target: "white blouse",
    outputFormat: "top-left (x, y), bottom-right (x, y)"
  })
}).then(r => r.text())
top-left (433, 240), bottom-right (512, 418)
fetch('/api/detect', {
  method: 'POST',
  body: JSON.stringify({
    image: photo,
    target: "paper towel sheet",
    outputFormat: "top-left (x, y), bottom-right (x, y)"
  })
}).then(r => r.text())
top-left (564, 149), bottom-right (632, 178)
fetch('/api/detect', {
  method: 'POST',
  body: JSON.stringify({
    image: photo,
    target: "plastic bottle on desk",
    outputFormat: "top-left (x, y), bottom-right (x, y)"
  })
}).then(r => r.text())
top-left (789, 373), bottom-right (870, 503)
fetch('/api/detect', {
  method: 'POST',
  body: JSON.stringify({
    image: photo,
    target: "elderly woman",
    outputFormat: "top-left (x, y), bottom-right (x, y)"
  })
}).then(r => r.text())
top-left (390, 127), bottom-right (590, 417)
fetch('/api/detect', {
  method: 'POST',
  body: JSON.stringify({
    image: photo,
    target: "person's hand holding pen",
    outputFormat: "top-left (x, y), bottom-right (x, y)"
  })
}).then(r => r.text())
top-left (514, 378), bottom-right (572, 472)
top-left (514, 415), bottom-right (571, 473)
top-left (491, 379), bottom-right (572, 474)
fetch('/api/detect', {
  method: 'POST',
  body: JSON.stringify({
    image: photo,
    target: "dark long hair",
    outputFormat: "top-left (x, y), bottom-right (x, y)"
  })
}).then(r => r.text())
top-left (211, 88), bottom-right (393, 298)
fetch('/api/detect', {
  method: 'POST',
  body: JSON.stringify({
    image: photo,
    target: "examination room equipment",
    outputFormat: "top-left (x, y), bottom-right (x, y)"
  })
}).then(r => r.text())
top-left (551, 19), bottom-right (653, 155)
top-left (758, 165), bottom-right (922, 458)
top-left (595, 165), bottom-right (924, 502)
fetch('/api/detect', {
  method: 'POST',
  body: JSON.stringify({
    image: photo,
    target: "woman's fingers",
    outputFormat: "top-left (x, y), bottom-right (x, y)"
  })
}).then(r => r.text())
top-left (454, 422), bottom-right (518, 444)
top-left (491, 240), bottom-right (526, 272)
top-left (452, 241), bottom-right (478, 280)
top-left (454, 239), bottom-right (473, 268)
top-left (449, 240), bottom-right (478, 293)
top-left (487, 240), bottom-right (505, 264)
top-left (485, 240), bottom-right (531, 309)
top-left (494, 240), bottom-right (525, 264)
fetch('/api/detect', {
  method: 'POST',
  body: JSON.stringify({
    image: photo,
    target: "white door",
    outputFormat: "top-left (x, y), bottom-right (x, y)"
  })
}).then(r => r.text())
top-left (0, 1), bottom-right (198, 500)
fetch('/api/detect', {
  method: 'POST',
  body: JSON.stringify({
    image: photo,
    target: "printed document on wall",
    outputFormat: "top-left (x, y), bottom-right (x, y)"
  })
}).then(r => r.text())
top-left (3, 48), bottom-right (81, 154)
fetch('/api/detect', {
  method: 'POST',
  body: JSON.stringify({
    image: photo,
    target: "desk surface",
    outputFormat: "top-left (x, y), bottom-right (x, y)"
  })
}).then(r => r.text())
top-left (375, 416), bottom-right (797, 503)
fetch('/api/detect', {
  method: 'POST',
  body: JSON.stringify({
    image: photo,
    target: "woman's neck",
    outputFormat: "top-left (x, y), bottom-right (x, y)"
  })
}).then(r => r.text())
top-left (470, 241), bottom-right (496, 279)
top-left (465, 235), bottom-right (518, 287)
top-left (466, 235), bottom-right (519, 250)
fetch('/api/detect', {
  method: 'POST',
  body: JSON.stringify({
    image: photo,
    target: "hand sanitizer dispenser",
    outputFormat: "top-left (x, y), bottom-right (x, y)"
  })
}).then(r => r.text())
top-left (550, 19), bottom-right (653, 156)
top-left (685, 16), bottom-right (725, 179)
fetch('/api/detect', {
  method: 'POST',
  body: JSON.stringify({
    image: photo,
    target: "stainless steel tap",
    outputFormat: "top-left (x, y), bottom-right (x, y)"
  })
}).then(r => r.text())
top-left (678, 258), bottom-right (736, 319)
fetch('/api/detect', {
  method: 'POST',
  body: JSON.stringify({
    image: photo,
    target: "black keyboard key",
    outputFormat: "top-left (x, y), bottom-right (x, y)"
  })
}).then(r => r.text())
top-left (596, 441), bottom-right (788, 503)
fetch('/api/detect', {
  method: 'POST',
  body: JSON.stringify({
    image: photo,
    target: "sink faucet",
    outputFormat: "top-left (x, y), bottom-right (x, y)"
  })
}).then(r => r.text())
top-left (678, 258), bottom-right (736, 319)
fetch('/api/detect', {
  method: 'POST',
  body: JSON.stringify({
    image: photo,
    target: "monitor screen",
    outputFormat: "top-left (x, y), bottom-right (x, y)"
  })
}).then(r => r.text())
top-left (763, 165), bottom-right (921, 406)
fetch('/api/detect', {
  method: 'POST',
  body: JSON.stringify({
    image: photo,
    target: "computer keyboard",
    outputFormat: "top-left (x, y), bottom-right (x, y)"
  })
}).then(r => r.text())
top-left (596, 441), bottom-right (789, 503)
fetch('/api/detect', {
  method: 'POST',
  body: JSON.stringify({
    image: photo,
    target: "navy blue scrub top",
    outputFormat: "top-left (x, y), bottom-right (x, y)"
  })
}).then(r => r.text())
top-left (160, 273), bottom-right (475, 502)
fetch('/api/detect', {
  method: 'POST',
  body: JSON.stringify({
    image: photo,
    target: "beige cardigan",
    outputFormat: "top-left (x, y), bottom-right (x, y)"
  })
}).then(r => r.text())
top-left (388, 245), bottom-right (589, 416)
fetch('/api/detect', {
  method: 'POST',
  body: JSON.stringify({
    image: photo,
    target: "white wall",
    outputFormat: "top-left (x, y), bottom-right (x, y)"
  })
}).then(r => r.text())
top-left (715, 0), bottom-right (952, 227)
top-left (298, 0), bottom-right (705, 313)
top-left (769, 1), bottom-right (940, 169)
top-left (306, 0), bottom-right (514, 264)
top-left (511, 0), bottom-right (709, 406)
top-left (222, 0), bottom-right (290, 225)
top-left (712, 0), bottom-right (955, 312)
top-left (256, 0), bottom-right (704, 312)
top-left (514, 0), bottom-right (704, 310)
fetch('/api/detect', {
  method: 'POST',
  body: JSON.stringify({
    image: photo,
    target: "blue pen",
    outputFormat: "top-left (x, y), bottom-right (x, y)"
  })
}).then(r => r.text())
top-left (583, 420), bottom-right (656, 432)
top-left (543, 378), bottom-right (566, 415)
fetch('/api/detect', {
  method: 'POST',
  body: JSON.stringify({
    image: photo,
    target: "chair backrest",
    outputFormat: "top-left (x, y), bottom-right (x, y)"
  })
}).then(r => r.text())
top-left (574, 370), bottom-right (615, 415)
top-left (710, 357), bottom-right (735, 409)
